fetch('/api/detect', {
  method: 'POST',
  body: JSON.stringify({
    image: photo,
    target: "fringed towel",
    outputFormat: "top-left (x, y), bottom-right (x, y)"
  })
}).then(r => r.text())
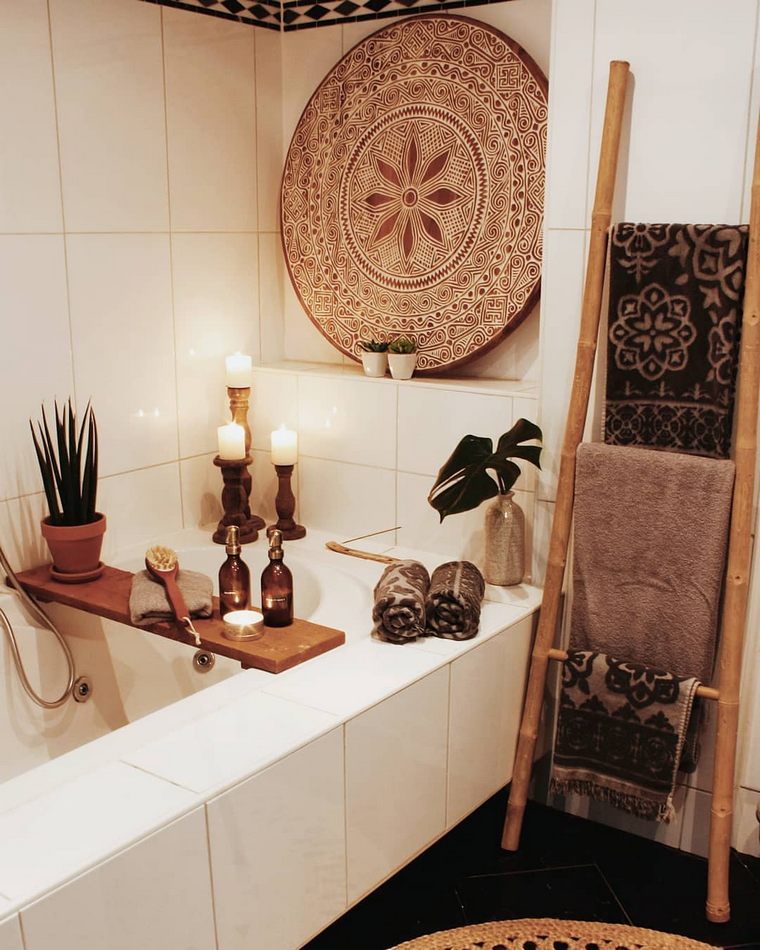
top-left (551, 651), bottom-right (700, 822)
top-left (571, 443), bottom-right (734, 684)
top-left (425, 561), bottom-right (485, 641)
top-left (606, 222), bottom-right (747, 458)
top-left (129, 569), bottom-right (213, 627)
top-left (372, 560), bottom-right (430, 644)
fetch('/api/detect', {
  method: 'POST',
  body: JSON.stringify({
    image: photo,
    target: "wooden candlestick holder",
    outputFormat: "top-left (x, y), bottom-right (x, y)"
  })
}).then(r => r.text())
top-left (226, 385), bottom-right (265, 535)
top-left (267, 464), bottom-right (306, 540)
top-left (213, 455), bottom-right (261, 544)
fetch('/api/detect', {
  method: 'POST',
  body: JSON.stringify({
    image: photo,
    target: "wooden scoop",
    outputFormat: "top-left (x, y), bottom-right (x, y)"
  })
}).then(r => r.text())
top-left (145, 545), bottom-right (201, 646)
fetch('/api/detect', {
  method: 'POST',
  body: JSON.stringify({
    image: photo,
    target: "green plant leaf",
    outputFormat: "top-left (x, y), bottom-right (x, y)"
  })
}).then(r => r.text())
top-left (427, 418), bottom-right (543, 521)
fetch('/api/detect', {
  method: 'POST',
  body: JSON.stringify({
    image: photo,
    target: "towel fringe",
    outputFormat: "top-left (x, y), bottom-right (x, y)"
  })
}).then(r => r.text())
top-left (550, 777), bottom-right (675, 823)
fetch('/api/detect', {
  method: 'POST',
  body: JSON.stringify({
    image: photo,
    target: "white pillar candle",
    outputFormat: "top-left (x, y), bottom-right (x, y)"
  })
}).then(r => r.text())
top-left (218, 422), bottom-right (246, 460)
top-left (271, 424), bottom-right (298, 465)
top-left (225, 353), bottom-right (252, 388)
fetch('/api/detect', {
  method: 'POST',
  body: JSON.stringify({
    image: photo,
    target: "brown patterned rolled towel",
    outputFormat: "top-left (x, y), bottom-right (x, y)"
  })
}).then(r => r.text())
top-left (426, 561), bottom-right (485, 641)
top-left (372, 560), bottom-right (430, 644)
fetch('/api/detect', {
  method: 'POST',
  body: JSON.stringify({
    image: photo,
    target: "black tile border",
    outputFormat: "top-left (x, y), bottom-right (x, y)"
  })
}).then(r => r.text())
top-left (143, 0), bottom-right (507, 31)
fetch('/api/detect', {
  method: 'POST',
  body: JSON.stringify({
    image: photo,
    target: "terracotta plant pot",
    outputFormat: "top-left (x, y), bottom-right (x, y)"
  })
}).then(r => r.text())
top-left (360, 351), bottom-right (388, 377)
top-left (388, 352), bottom-right (417, 380)
top-left (41, 513), bottom-right (106, 583)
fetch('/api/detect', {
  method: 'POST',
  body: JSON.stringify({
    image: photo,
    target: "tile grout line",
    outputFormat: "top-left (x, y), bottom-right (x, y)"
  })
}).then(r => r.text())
top-left (159, 7), bottom-right (186, 529)
top-left (45, 0), bottom-right (78, 415)
top-left (739, 0), bottom-right (760, 220)
top-left (593, 861), bottom-right (635, 926)
top-left (202, 803), bottom-right (223, 950)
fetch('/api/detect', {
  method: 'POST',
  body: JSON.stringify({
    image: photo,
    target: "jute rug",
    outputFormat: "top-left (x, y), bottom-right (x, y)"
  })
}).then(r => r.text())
top-left (390, 918), bottom-right (718, 949)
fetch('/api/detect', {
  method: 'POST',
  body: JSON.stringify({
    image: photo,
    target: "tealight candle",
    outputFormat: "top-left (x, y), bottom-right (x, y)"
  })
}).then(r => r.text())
top-left (225, 353), bottom-right (252, 388)
top-left (271, 425), bottom-right (298, 465)
top-left (217, 422), bottom-right (246, 460)
top-left (222, 609), bottom-right (264, 641)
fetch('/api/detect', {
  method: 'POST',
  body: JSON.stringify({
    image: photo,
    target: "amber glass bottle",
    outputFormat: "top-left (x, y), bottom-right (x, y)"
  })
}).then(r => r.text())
top-left (261, 529), bottom-right (293, 627)
top-left (218, 525), bottom-right (250, 617)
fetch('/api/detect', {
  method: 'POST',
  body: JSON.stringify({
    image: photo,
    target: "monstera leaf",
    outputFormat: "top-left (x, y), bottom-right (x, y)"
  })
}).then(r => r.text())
top-left (428, 418), bottom-right (542, 522)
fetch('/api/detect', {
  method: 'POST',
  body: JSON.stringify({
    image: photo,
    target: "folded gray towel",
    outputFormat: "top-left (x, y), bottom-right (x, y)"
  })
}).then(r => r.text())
top-left (129, 569), bottom-right (214, 627)
top-left (426, 561), bottom-right (485, 640)
top-left (372, 560), bottom-right (430, 644)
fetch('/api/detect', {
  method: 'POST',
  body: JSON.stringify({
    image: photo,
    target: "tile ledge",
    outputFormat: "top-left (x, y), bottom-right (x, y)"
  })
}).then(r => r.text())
top-left (254, 360), bottom-right (538, 398)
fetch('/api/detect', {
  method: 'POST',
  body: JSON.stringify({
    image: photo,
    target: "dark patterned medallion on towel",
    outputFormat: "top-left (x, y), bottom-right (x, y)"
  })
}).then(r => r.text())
top-left (551, 651), bottom-right (700, 822)
top-left (605, 222), bottom-right (748, 458)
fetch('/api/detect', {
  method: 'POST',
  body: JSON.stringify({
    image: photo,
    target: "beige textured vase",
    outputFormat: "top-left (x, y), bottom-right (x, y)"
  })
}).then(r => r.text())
top-left (484, 492), bottom-right (525, 586)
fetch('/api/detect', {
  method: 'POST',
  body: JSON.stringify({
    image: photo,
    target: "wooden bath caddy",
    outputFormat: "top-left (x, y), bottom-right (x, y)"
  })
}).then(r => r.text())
top-left (13, 565), bottom-right (345, 674)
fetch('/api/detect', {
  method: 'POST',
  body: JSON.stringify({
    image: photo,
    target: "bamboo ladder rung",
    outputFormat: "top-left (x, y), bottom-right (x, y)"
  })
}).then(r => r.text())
top-left (545, 649), bottom-right (721, 701)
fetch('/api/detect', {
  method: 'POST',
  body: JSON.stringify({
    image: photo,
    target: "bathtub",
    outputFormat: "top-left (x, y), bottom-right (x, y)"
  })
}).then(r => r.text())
top-left (0, 528), bottom-right (539, 950)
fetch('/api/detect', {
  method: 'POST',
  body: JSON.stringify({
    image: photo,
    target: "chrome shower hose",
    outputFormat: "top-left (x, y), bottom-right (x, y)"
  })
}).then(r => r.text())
top-left (0, 543), bottom-right (75, 709)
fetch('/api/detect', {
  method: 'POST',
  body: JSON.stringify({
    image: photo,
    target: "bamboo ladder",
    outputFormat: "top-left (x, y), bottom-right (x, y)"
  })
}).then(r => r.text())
top-left (501, 59), bottom-right (760, 925)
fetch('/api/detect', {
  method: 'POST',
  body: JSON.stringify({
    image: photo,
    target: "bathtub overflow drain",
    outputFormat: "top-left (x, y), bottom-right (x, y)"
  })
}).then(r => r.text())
top-left (72, 676), bottom-right (92, 703)
top-left (193, 650), bottom-right (216, 673)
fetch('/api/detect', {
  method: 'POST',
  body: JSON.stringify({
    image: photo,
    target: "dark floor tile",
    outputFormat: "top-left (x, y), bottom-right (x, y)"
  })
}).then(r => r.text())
top-left (455, 865), bottom-right (629, 925)
top-left (738, 852), bottom-right (760, 887)
top-left (596, 834), bottom-right (760, 947)
top-left (302, 878), bottom-right (465, 950)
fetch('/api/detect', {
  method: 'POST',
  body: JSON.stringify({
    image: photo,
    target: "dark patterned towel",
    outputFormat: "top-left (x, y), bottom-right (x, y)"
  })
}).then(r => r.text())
top-left (605, 222), bottom-right (747, 458)
top-left (551, 651), bottom-right (700, 822)
top-left (425, 561), bottom-right (485, 640)
top-left (372, 560), bottom-right (430, 644)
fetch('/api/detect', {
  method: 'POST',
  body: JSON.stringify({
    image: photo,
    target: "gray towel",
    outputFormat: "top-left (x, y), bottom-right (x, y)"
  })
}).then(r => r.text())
top-left (372, 560), bottom-right (430, 644)
top-left (129, 569), bottom-right (214, 627)
top-left (426, 561), bottom-right (485, 641)
top-left (571, 443), bottom-right (734, 682)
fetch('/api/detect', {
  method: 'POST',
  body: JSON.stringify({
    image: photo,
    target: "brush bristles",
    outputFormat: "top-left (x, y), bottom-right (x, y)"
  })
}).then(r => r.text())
top-left (145, 545), bottom-right (178, 571)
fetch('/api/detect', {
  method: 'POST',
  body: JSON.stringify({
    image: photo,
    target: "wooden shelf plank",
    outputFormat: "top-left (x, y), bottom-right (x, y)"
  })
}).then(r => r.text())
top-left (13, 564), bottom-right (345, 674)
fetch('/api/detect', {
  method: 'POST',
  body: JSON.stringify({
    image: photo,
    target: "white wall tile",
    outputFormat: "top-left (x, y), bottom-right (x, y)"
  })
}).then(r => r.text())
top-left (448, 617), bottom-right (533, 827)
top-left (544, 0), bottom-right (595, 229)
top-left (180, 453), bottom-right (223, 530)
top-left (281, 26), bottom-right (343, 148)
top-left (299, 457), bottom-right (396, 538)
top-left (536, 229), bottom-right (588, 502)
top-left (679, 786), bottom-right (711, 859)
top-left (590, 0), bottom-right (756, 223)
top-left (259, 233), bottom-right (286, 363)
top-left (0, 762), bottom-right (196, 905)
top-left (0, 915), bottom-right (22, 950)
top-left (250, 370), bottom-right (299, 452)
top-left (0, 0), bottom-right (62, 233)
top-left (49, 0), bottom-right (169, 232)
top-left (346, 667), bottom-right (449, 903)
top-left (0, 236), bottom-right (73, 500)
top-left (66, 234), bottom-right (177, 476)
top-left (207, 728), bottom-right (346, 950)
top-left (397, 386), bottom-right (513, 478)
top-left (559, 784), bottom-right (683, 851)
top-left (163, 8), bottom-right (257, 231)
top-left (733, 785), bottom-right (760, 857)
top-left (20, 808), bottom-right (215, 950)
top-left (98, 463), bottom-right (183, 559)
top-left (531, 498), bottom-right (554, 587)
top-left (448, 310), bottom-right (540, 383)
top-left (255, 29), bottom-right (283, 233)
top-left (298, 375), bottom-right (397, 468)
top-left (172, 232), bottom-right (261, 458)
top-left (465, 0), bottom-right (551, 75)
top-left (0, 493), bottom-right (49, 573)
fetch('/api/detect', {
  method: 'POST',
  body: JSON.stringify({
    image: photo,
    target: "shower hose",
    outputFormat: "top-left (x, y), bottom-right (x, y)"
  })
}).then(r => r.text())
top-left (0, 542), bottom-right (75, 708)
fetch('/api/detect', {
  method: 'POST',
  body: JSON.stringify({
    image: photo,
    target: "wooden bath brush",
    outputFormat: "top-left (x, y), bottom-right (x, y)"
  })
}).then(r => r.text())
top-left (145, 545), bottom-right (202, 646)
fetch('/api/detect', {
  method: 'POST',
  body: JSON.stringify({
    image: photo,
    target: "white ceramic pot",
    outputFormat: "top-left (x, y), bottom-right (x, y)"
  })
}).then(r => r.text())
top-left (360, 351), bottom-right (388, 377)
top-left (388, 352), bottom-right (417, 380)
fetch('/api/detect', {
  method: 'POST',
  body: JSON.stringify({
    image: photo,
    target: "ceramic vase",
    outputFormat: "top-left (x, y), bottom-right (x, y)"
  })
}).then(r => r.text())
top-left (483, 492), bottom-right (524, 586)
top-left (41, 513), bottom-right (106, 583)
top-left (361, 351), bottom-right (388, 377)
top-left (388, 352), bottom-right (417, 380)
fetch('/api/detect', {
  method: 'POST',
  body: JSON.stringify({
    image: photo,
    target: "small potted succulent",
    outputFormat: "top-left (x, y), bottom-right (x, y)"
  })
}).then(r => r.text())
top-left (388, 337), bottom-right (417, 380)
top-left (428, 418), bottom-right (542, 586)
top-left (30, 400), bottom-right (105, 583)
top-left (359, 339), bottom-right (389, 377)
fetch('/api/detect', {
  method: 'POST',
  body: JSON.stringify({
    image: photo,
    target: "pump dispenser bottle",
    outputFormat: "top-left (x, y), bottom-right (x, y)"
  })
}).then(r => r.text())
top-left (261, 529), bottom-right (293, 627)
top-left (219, 525), bottom-right (250, 618)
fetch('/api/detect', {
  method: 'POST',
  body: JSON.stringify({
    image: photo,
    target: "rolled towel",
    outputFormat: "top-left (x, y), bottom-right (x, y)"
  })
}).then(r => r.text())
top-left (129, 569), bottom-right (214, 627)
top-left (426, 561), bottom-right (485, 640)
top-left (372, 560), bottom-right (430, 644)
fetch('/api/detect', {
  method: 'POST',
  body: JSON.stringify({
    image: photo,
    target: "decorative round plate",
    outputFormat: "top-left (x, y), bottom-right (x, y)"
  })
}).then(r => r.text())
top-left (281, 15), bottom-right (547, 374)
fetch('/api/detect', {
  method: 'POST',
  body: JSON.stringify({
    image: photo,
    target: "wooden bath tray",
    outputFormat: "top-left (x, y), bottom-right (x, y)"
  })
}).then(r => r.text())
top-left (13, 565), bottom-right (345, 674)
